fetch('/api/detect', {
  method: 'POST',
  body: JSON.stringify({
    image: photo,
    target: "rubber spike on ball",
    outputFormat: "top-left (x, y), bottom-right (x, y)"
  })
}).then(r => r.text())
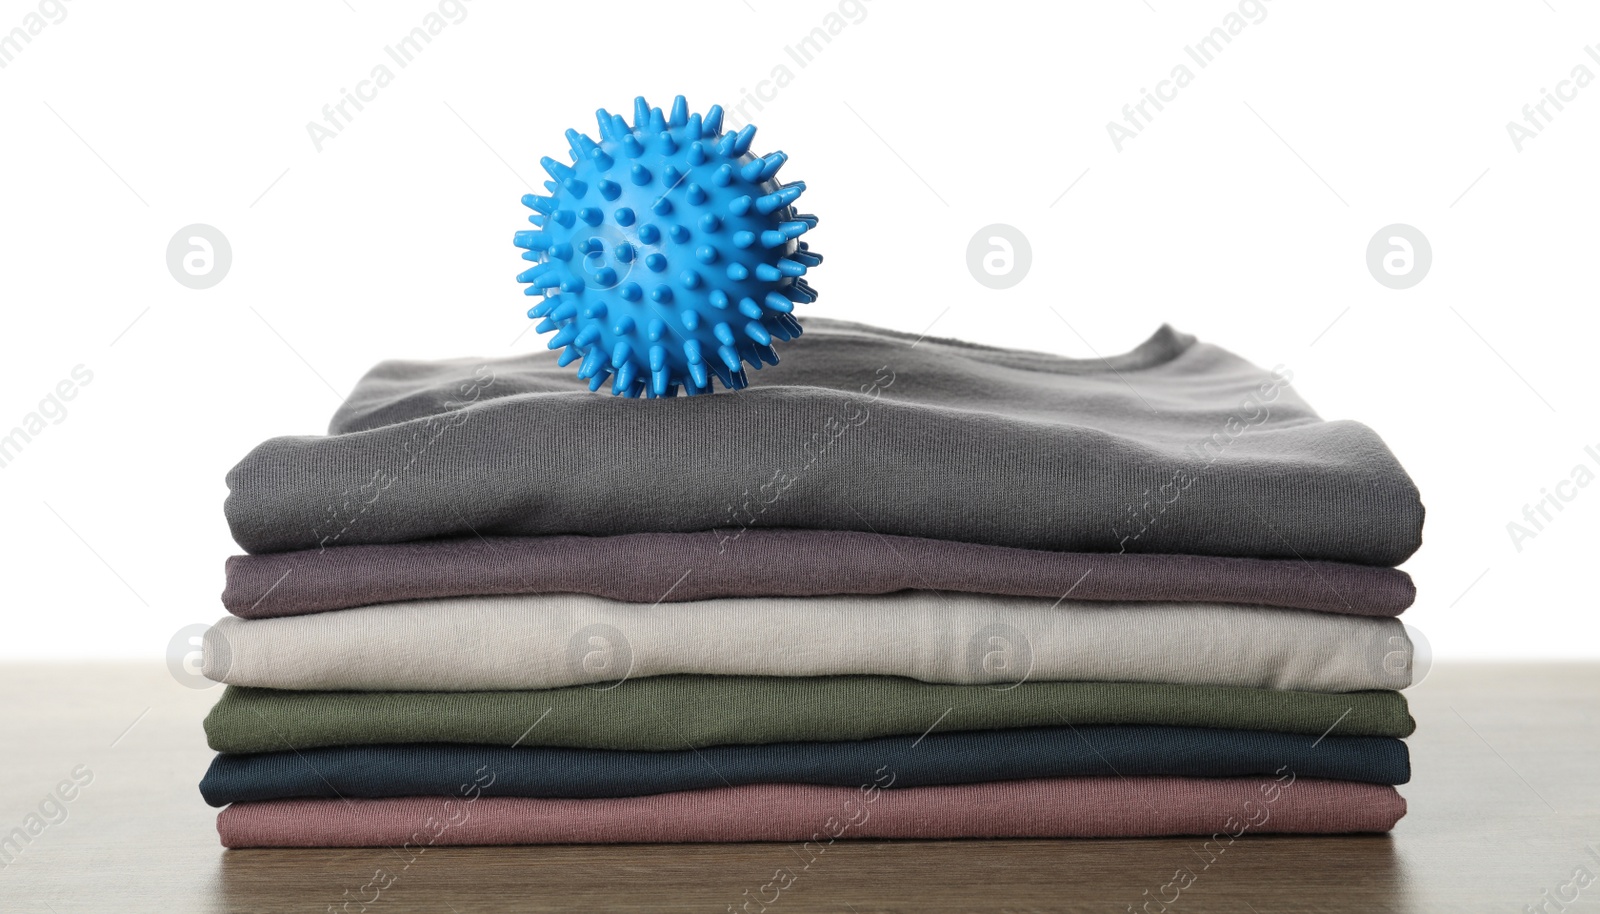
top-left (513, 95), bottom-right (820, 397)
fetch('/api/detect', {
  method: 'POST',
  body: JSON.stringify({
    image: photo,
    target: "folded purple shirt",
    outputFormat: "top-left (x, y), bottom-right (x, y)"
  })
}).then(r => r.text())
top-left (222, 529), bottom-right (1415, 619)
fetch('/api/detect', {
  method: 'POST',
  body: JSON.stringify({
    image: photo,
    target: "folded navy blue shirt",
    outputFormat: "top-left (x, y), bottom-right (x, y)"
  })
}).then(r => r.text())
top-left (199, 724), bottom-right (1409, 806)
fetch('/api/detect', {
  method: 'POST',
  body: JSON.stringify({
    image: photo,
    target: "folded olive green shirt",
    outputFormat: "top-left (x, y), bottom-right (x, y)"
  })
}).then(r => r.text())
top-left (204, 676), bottom-right (1414, 753)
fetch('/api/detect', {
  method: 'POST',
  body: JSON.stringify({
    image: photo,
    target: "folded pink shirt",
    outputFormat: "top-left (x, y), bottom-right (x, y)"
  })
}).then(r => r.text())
top-left (217, 776), bottom-right (1406, 847)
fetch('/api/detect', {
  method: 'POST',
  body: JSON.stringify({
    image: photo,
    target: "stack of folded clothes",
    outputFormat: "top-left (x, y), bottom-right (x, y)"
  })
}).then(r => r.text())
top-left (200, 319), bottom-right (1424, 847)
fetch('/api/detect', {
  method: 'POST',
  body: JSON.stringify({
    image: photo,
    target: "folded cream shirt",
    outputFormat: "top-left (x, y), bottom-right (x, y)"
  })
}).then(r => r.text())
top-left (203, 592), bottom-right (1412, 693)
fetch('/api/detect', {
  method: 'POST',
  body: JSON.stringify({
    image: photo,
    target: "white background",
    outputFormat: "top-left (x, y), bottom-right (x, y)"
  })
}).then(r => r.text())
top-left (0, 0), bottom-right (1595, 659)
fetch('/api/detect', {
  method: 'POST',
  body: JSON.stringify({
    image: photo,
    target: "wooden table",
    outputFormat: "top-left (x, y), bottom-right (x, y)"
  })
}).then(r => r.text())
top-left (0, 662), bottom-right (1592, 913)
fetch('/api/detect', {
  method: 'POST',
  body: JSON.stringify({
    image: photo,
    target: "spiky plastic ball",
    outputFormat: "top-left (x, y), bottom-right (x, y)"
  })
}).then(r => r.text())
top-left (514, 94), bottom-right (821, 397)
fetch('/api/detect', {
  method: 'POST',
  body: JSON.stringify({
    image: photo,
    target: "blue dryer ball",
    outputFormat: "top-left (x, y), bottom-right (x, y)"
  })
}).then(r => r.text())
top-left (514, 94), bottom-right (821, 397)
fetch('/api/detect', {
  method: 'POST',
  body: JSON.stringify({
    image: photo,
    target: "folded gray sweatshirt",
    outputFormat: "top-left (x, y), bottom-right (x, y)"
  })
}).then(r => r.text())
top-left (224, 319), bottom-right (1423, 564)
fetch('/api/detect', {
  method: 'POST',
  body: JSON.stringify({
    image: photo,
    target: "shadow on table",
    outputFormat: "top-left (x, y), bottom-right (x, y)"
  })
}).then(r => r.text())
top-left (217, 833), bottom-right (1414, 913)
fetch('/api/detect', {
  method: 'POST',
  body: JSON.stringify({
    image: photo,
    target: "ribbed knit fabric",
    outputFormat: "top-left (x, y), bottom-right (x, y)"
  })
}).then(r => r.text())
top-left (223, 320), bottom-right (1424, 564)
top-left (199, 726), bottom-right (1410, 806)
top-left (203, 677), bottom-right (1414, 753)
top-left (222, 530), bottom-right (1416, 620)
top-left (216, 777), bottom-right (1408, 846)
top-left (203, 593), bottom-right (1410, 692)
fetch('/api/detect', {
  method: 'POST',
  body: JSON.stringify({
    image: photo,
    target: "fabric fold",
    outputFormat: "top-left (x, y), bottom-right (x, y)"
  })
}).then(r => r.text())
top-left (203, 677), bottom-right (1415, 753)
top-left (199, 726), bottom-right (1410, 806)
top-left (223, 319), bottom-right (1424, 564)
top-left (204, 592), bottom-right (1410, 692)
top-left (216, 777), bottom-right (1408, 847)
top-left (222, 529), bottom-right (1417, 620)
